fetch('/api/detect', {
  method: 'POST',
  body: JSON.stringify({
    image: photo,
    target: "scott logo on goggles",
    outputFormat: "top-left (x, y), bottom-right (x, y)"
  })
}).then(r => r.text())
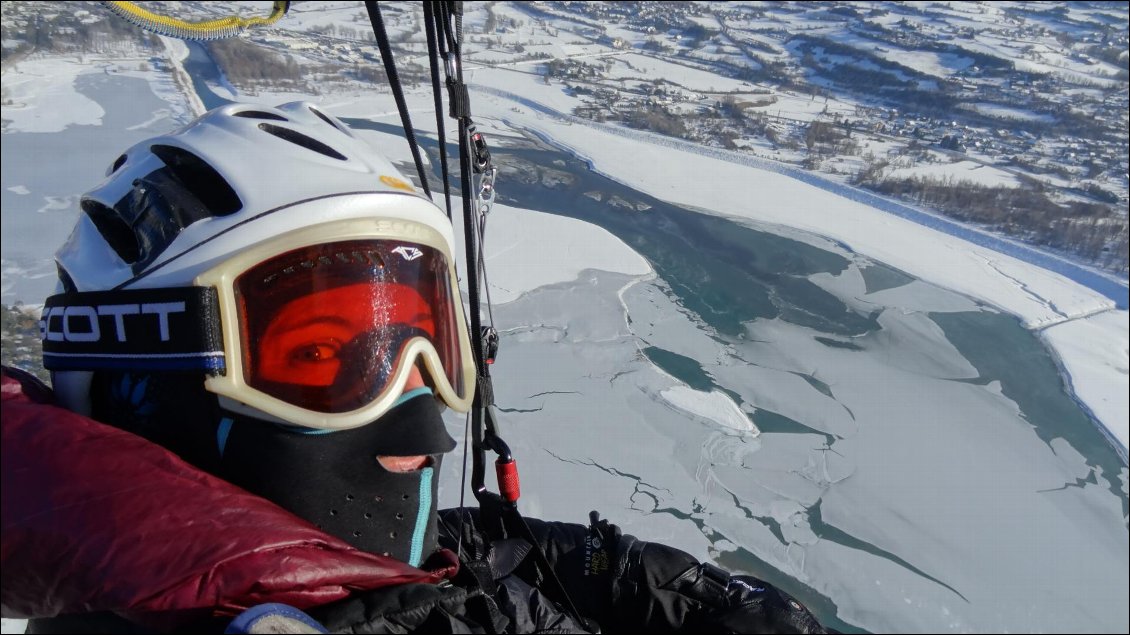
top-left (39, 302), bottom-right (187, 343)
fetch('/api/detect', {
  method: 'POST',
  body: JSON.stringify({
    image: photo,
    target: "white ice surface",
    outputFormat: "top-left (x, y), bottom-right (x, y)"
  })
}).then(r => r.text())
top-left (884, 159), bottom-right (1022, 188)
top-left (1, 58), bottom-right (105, 132)
top-left (659, 386), bottom-right (758, 434)
top-left (468, 201), bottom-right (651, 305)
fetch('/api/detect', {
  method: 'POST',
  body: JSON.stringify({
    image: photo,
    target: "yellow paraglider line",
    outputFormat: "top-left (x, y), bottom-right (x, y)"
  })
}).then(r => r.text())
top-left (100, 1), bottom-right (289, 41)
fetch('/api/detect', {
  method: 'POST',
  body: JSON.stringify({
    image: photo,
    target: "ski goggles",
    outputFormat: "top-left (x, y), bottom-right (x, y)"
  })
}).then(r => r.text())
top-left (194, 218), bottom-right (476, 430)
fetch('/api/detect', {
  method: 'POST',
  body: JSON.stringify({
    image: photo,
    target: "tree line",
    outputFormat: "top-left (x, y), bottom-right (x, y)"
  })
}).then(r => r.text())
top-left (854, 169), bottom-right (1128, 272)
top-left (2, 8), bottom-right (157, 62)
top-left (206, 38), bottom-right (303, 86)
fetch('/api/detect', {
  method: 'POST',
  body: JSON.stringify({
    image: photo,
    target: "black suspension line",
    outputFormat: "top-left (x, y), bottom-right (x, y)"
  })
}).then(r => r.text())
top-left (364, 1), bottom-right (431, 198)
top-left (367, 4), bottom-right (594, 630)
top-left (424, 2), bottom-right (454, 221)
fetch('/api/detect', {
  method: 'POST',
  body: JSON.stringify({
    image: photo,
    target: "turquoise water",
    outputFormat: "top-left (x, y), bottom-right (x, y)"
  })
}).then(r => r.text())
top-left (932, 311), bottom-right (1126, 503)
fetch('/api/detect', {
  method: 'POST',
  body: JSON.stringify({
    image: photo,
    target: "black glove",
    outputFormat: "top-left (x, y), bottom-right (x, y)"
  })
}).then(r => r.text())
top-left (601, 511), bottom-right (829, 634)
top-left (438, 508), bottom-right (831, 633)
top-left (684, 572), bottom-right (829, 634)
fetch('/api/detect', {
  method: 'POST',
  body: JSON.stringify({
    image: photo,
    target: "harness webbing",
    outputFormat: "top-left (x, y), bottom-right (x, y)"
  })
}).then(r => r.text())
top-left (379, 4), bottom-right (593, 630)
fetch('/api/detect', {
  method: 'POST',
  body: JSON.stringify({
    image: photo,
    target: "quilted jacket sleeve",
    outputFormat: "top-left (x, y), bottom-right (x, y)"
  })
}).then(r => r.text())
top-left (0, 367), bottom-right (443, 632)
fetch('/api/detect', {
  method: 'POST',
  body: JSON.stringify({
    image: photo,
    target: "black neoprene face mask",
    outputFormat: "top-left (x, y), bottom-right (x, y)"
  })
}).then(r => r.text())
top-left (217, 392), bottom-right (457, 566)
top-left (89, 370), bottom-right (456, 566)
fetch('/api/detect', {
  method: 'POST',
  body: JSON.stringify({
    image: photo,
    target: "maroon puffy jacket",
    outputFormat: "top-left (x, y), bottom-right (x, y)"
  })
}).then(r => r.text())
top-left (0, 367), bottom-right (455, 631)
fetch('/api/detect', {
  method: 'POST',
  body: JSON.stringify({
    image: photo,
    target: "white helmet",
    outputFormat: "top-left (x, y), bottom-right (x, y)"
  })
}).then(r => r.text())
top-left (58, 101), bottom-right (450, 291)
top-left (48, 102), bottom-right (475, 429)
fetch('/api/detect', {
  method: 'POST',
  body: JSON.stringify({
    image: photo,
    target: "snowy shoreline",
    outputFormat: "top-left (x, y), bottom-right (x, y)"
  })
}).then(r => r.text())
top-left (1040, 316), bottom-right (1128, 464)
top-left (494, 93), bottom-right (1128, 312)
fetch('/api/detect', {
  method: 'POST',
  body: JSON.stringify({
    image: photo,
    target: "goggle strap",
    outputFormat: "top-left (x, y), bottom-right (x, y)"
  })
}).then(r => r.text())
top-left (41, 287), bottom-right (226, 374)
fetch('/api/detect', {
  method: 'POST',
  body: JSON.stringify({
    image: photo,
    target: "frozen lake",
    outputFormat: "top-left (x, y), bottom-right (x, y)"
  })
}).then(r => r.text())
top-left (437, 135), bottom-right (1128, 633)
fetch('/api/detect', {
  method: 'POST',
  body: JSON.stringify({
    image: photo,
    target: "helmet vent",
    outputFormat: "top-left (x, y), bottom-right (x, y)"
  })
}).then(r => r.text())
top-left (233, 110), bottom-right (289, 121)
top-left (149, 145), bottom-right (242, 217)
top-left (110, 154), bottom-right (127, 174)
top-left (57, 264), bottom-right (77, 294)
top-left (258, 123), bottom-right (347, 161)
top-left (82, 198), bottom-right (141, 263)
top-left (309, 106), bottom-right (353, 136)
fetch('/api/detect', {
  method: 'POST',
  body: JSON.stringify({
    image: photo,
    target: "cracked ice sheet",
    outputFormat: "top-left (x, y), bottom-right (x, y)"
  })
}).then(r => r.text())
top-left (812, 256), bottom-right (1127, 459)
top-left (744, 310), bottom-right (1128, 633)
top-left (439, 271), bottom-right (730, 558)
top-left (443, 268), bottom-right (822, 560)
top-left (471, 201), bottom-right (652, 305)
top-left (618, 245), bottom-right (1127, 631)
top-left (455, 258), bottom-right (1124, 632)
top-left (623, 274), bottom-right (859, 438)
top-left (811, 259), bottom-right (1128, 464)
top-left (810, 262), bottom-right (983, 316)
top-left (705, 432), bottom-right (835, 554)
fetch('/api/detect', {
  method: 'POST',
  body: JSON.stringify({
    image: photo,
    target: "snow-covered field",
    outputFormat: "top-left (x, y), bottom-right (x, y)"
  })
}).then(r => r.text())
top-left (884, 159), bottom-right (1023, 188)
top-left (2, 3), bottom-right (1127, 633)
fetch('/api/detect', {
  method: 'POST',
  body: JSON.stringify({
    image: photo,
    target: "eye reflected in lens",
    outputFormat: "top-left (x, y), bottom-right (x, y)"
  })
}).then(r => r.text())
top-left (251, 282), bottom-right (435, 405)
top-left (230, 239), bottom-right (469, 417)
